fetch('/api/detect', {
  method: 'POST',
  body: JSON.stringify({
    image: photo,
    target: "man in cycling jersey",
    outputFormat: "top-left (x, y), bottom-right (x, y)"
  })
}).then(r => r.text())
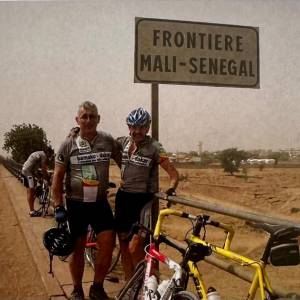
top-left (52, 101), bottom-right (121, 300)
top-left (115, 107), bottom-right (179, 280)
top-left (21, 147), bottom-right (54, 217)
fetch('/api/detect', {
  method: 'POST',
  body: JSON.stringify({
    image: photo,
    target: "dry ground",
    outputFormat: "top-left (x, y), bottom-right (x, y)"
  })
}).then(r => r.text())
top-left (1, 164), bottom-right (300, 299)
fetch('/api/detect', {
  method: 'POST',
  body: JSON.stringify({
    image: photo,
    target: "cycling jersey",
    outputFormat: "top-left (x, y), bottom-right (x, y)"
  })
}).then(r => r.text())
top-left (56, 131), bottom-right (120, 202)
top-left (117, 135), bottom-right (168, 193)
top-left (22, 151), bottom-right (48, 176)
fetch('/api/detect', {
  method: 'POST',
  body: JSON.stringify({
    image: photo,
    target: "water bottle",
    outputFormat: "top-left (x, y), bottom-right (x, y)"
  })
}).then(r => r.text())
top-left (157, 279), bottom-right (170, 298)
top-left (207, 287), bottom-right (221, 300)
top-left (146, 275), bottom-right (158, 295)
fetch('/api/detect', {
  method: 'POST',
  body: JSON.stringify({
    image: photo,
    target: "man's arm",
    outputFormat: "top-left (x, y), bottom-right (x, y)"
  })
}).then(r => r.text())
top-left (160, 158), bottom-right (179, 191)
top-left (51, 163), bottom-right (66, 207)
top-left (112, 137), bottom-right (123, 169)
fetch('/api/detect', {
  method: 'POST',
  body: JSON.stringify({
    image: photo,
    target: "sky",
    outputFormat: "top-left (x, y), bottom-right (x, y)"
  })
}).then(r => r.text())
top-left (0, 0), bottom-right (299, 155)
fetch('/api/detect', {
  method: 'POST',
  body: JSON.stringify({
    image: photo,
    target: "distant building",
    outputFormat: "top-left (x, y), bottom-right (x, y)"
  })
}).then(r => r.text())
top-left (246, 158), bottom-right (275, 165)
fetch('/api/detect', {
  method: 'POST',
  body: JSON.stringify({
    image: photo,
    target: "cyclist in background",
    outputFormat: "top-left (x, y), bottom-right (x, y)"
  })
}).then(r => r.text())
top-left (21, 147), bottom-right (54, 217)
top-left (52, 101), bottom-right (121, 300)
top-left (115, 107), bottom-right (179, 280)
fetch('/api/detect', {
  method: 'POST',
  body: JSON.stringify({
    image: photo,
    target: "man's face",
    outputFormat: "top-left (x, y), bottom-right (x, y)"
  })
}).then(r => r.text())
top-left (76, 107), bottom-right (100, 136)
top-left (128, 125), bottom-right (149, 144)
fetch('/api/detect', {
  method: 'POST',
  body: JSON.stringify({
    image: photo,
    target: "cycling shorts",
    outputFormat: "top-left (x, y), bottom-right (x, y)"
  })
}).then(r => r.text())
top-left (21, 173), bottom-right (35, 189)
top-left (66, 198), bottom-right (114, 239)
top-left (114, 189), bottom-right (153, 233)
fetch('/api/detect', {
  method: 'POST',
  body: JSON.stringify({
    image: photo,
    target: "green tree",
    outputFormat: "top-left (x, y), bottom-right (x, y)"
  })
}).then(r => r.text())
top-left (218, 148), bottom-right (248, 175)
top-left (3, 123), bottom-right (51, 163)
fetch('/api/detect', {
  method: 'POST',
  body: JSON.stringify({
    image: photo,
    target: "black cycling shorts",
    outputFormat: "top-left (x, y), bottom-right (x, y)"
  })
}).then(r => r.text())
top-left (114, 189), bottom-right (153, 233)
top-left (66, 198), bottom-right (114, 239)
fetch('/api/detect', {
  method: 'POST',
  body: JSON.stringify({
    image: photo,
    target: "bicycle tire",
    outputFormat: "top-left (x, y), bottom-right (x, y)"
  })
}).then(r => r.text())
top-left (173, 291), bottom-right (200, 300)
top-left (116, 260), bottom-right (146, 300)
top-left (85, 231), bottom-right (121, 274)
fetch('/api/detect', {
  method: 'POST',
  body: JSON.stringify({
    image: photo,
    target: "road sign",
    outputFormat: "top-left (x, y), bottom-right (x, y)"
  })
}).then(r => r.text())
top-left (135, 17), bottom-right (259, 88)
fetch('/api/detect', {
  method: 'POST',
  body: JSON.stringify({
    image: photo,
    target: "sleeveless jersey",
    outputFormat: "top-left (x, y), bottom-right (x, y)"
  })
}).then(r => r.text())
top-left (22, 151), bottom-right (47, 176)
top-left (117, 135), bottom-right (168, 193)
top-left (56, 131), bottom-right (120, 202)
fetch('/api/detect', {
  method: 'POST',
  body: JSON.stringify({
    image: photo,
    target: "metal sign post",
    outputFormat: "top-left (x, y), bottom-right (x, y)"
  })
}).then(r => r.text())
top-left (151, 83), bottom-right (159, 231)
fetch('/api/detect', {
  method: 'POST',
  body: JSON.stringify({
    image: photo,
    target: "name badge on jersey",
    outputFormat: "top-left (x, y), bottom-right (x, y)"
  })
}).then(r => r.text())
top-left (130, 154), bottom-right (151, 167)
top-left (70, 152), bottom-right (111, 164)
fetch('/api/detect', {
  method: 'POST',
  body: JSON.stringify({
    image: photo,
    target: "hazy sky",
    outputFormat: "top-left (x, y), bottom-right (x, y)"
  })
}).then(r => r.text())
top-left (0, 0), bottom-right (299, 154)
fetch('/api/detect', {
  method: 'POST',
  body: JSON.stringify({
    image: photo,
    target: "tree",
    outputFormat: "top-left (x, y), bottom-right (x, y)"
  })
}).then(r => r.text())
top-left (218, 148), bottom-right (248, 175)
top-left (3, 123), bottom-right (51, 163)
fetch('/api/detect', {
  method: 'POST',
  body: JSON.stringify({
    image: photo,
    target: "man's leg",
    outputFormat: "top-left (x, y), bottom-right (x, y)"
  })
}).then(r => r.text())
top-left (118, 232), bottom-right (134, 281)
top-left (69, 236), bottom-right (86, 290)
top-left (89, 230), bottom-right (115, 300)
top-left (94, 230), bottom-right (115, 283)
top-left (27, 187), bottom-right (35, 211)
top-left (129, 234), bottom-right (146, 268)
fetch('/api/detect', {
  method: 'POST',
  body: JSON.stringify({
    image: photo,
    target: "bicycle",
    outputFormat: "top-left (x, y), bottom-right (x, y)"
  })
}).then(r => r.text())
top-left (32, 169), bottom-right (53, 217)
top-left (36, 179), bottom-right (52, 217)
top-left (85, 225), bottom-right (120, 274)
top-left (116, 222), bottom-right (199, 300)
top-left (154, 208), bottom-right (300, 300)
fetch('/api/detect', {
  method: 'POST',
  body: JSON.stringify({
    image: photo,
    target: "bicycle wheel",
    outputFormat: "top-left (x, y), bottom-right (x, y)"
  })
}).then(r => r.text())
top-left (116, 260), bottom-right (145, 300)
top-left (41, 188), bottom-right (51, 217)
top-left (173, 291), bottom-right (200, 300)
top-left (85, 231), bottom-right (121, 273)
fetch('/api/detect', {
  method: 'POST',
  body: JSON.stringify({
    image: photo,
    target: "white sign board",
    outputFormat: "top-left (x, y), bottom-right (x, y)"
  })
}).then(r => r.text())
top-left (135, 18), bottom-right (259, 88)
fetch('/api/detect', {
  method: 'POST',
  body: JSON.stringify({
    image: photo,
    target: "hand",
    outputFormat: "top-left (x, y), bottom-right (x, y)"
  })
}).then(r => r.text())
top-left (54, 205), bottom-right (67, 223)
top-left (163, 188), bottom-right (176, 208)
top-left (165, 187), bottom-right (176, 197)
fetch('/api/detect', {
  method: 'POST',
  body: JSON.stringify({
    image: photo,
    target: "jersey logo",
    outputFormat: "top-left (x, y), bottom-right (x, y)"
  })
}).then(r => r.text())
top-left (129, 154), bottom-right (151, 167)
top-left (76, 136), bottom-right (92, 153)
top-left (57, 154), bottom-right (64, 162)
top-left (70, 152), bottom-right (111, 164)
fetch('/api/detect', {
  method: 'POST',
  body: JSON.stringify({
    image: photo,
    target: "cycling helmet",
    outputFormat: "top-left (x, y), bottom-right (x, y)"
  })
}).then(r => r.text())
top-left (126, 108), bottom-right (151, 127)
top-left (43, 227), bottom-right (74, 257)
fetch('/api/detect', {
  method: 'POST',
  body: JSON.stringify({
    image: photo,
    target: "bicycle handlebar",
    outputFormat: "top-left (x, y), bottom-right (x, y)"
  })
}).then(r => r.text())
top-left (154, 208), bottom-right (235, 251)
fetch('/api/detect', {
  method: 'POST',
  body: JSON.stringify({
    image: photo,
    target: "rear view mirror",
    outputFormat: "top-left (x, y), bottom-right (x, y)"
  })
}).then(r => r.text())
top-left (270, 239), bottom-right (300, 266)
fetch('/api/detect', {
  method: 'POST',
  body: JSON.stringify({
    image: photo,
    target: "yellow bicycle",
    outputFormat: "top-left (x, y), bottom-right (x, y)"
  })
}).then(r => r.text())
top-left (153, 208), bottom-right (300, 300)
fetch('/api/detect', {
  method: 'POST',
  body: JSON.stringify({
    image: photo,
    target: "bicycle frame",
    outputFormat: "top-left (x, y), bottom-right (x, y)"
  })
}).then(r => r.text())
top-left (189, 234), bottom-right (273, 300)
top-left (115, 223), bottom-right (193, 300)
top-left (143, 241), bottom-right (182, 300)
top-left (154, 208), bottom-right (275, 300)
top-left (36, 179), bottom-right (52, 217)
